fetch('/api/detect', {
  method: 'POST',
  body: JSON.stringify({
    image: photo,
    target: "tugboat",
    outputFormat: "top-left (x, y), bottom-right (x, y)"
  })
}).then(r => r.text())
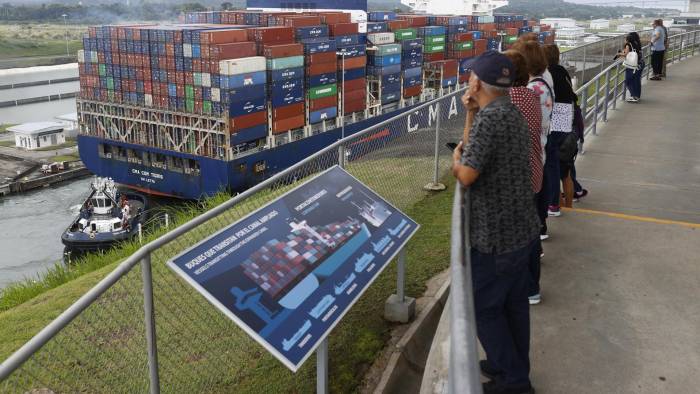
top-left (62, 177), bottom-right (147, 255)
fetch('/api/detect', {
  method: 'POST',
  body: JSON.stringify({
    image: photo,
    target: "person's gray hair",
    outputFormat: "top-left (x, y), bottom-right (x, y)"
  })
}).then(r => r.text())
top-left (473, 73), bottom-right (510, 95)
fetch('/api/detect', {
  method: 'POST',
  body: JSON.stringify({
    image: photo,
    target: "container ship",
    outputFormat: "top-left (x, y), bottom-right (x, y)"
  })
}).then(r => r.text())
top-left (76, 7), bottom-right (555, 199)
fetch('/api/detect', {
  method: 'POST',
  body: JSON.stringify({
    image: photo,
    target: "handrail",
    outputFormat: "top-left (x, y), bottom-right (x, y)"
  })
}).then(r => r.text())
top-left (448, 185), bottom-right (482, 394)
top-left (0, 85), bottom-right (468, 381)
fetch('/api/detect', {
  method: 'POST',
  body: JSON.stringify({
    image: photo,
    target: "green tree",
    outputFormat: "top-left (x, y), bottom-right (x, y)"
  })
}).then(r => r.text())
top-left (221, 2), bottom-right (232, 10)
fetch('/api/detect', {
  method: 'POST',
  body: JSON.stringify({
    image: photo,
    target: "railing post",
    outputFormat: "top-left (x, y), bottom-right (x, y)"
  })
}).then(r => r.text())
top-left (612, 63), bottom-right (619, 110)
top-left (141, 253), bottom-right (160, 394)
top-left (384, 247), bottom-right (415, 323)
top-left (603, 69), bottom-right (610, 122)
top-left (580, 86), bottom-right (589, 132)
top-left (424, 101), bottom-right (446, 191)
top-left (337, 144), bottom-right (345, 168)
top-left (397, 248), bottom-right (406, 302)
top-left (316, 338), bottom-right (328, 394)
top-left (600, 41), bottom-right (606, 74)
top-left (581, 45), bottom-right (587, 83)
top-left (592, 77), bottom-right (600, 136)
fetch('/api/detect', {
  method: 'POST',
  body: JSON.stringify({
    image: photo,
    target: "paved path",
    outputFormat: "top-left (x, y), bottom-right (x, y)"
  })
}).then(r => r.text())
top-left (530, 55), bottom-right (700, 393)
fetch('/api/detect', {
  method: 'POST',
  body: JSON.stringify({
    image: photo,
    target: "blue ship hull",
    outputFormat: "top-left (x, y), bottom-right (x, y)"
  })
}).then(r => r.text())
top-left (78, 94), bottom-right (463, 199)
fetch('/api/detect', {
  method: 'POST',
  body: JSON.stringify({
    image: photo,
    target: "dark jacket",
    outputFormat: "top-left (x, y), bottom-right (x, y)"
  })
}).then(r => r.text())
top-left (548, 65), bottom-right (577, 104)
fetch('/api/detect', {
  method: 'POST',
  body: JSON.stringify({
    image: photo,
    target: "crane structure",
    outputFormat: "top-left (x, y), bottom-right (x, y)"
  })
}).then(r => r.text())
top-left (400, 0), bottom-right (510, 16)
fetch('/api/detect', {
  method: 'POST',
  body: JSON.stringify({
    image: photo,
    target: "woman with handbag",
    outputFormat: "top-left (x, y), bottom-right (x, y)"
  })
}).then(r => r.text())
top-left (616, 32), bottom-right (644, 102)
top-left (542, 44), bottom-right (587, 216)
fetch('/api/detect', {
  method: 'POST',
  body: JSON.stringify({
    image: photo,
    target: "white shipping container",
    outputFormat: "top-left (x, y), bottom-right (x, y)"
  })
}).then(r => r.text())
top-left (183, 43), bottom-right (192, 58)
top-left (193, 72), bottom-right (201, 86)
top-left (145, 94), bottom-right (153, 107)
top-left (90, 51), bottom-right (98, 63)
top-left (77, 50), bottom-right (85, 63)
top-left (367, 32), bottom-right (395, 45)
top-left (211, 87), bottom-right (220, 102)
top-left (222, 56), bottom-right (266, 75)
top-left (202, 72), bottom-right (211, 87)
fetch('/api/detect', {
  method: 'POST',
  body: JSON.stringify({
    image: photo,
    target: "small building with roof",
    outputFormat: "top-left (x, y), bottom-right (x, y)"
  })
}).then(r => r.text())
top-left (9, 122), bottom-right (66, 150)
top-left (590, 19), bottom-right (610, 30)
top-left (617, 23), bottom-right (636, 33)
top-left (55, 113), bottom-right (78, 138)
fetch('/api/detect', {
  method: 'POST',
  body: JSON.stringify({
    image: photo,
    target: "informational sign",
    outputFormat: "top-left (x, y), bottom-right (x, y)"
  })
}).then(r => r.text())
top-left (168, 166), bottom-right (419, 371)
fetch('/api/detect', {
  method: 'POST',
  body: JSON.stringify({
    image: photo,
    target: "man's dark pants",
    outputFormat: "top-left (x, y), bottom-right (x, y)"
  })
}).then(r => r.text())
top-left (651, 50), bottom-right (665, 76)
top-left (472, 239), bottom-right (537, 387)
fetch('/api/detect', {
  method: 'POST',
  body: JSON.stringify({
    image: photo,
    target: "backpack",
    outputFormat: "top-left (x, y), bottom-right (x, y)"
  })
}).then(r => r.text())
top-left (559, 132), bottom-right (579, 163)
top-left (623, 49), bottom-right (639, 71)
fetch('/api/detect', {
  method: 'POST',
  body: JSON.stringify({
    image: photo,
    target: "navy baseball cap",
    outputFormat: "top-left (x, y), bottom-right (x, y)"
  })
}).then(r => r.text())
top-left (461, 50), bottom-right (514, 88)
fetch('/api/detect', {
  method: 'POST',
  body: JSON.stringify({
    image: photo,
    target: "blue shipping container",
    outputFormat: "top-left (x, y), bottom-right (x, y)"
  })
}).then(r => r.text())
top-left (442, 76), bottom-right (458, 88)
top-left (367, 54), bottom-right (401, 67)
top-left (367, 64), bottom-right (401, 76)
top-left (309, 107), bottom-right (338, 123)
top-left (338, 44), bottom-right (366, 58)
top-left (368, 11), bottom-right (396, 21)
top-left (382, 73), bottom-right (401, 86)
top-left (403, 66), bottom-right (422, 78)
top-left (381, 91), bottom-right (400, 104)
top-left (401, 38), bottom-right (423, 50)
top-left (296, 25), bottom-right (329, 40)
top-left (221, 71), bottom-right (267, 90)
top-left (270, 67), bottom-right (304, 81)
top-left (308, 72), bottom-right (337, 87)
top-left (229, 97), bottom-right (267, 117)
top-left (419, 26), bottom-right (447, 36)
top-left (366, 22), bottom-right (388, 33)
top-left (229, 84), bottom-right (267, 103)
top-left (338, 67), bottom-right (366, 81)
top-left (334, 35), bottom-right (359, 46)
top-left (302, 38), bottom-right (337, 54)
top-left (403, 75), bottom-right (422, 88)
top-left (402, 57), bottom-right (423, 69)
top-left (231, 124), bottom-right (268, 145)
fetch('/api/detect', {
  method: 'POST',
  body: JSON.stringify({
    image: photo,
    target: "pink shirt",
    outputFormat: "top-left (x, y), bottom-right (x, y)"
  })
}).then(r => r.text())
top-left (510, 87), bottom-right (544, 193)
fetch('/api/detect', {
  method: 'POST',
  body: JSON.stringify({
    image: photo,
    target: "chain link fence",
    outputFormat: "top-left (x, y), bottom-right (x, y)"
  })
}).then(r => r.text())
top-left (1, 87), bottom-right (467, 393)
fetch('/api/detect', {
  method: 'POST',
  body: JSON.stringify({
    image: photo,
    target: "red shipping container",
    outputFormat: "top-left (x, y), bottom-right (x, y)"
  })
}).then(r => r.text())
top-left (342, 78), bottom-right (365, 92)
top-left (247, 27), bottom-right (295, 44)
top-left (343, 98), bottom-right (366, 114)
top-left (284, 16), bottom-right (322, 27)
top-left (230, 111), bottom-right (267, 132)
top-left (397, 15), bottom-right (428, 27)
top-left (263, 43), bottom-right (304, 58)
top-left (209, 42), bottom-right (257, 60)
top-left (424, 52), bottom-right (446, 62)
top-left (338, 56), bottom-right (366, 69)
top-left (328, 22), bottom-right (358, 36)
top-left (447, 50), bottom-right (474, 59)
top-left (473, 39), bottom-right (487, 50)
top-left (388, 20), bottom-right (410, 31)
top-left (459, 73), bottom-right (470, 84)
top-left (272, 102), bottom-right (305, 120)
top-left (318, 12), bottom-right (351, 25)
top-left (308, 96), bottom-right (337, 111)
top-left (342, 88), bottom-right (365, 102)
top-left (403, 85), bottom-right (422, 98)
top-left (272, 114), bottom-right (305, 133)
top-left (306, 52), bottom-right (336, 65)
top-left (200, 29), bottom-right (249, 44)
top-left (306, 62), bottom-right (337, 76)
top-left (451, 32), bottom-right (473, 42)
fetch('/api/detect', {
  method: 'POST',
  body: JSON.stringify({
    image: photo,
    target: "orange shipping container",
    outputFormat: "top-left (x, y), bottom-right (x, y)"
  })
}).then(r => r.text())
top-left (272, 114), bottom-right (305, 133)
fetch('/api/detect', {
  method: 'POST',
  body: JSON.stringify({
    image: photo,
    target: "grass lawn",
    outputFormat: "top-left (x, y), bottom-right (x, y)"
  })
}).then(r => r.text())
top-left (0, 140), bottom-right (15, 147)
top-left (49, 154), bottom-right (80, 162)
top-left (0, 24), bottom-right (85, 58)
top-left (0, 124), bottom-right (16, 133)
top-left (0, 139), bottom-right (459, 392)
top-left (34, 140), bottom-right (77, 151)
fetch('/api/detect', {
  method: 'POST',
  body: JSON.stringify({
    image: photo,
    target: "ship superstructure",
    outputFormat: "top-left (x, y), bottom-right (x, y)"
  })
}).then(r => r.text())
top-left (76, 10), bottom-right (555, 199)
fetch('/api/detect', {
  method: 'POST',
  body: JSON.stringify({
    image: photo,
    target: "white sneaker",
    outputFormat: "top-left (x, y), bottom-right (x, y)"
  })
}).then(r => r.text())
top-left (529, 294), bottom-right (541, 305)
top-left (540, 234), bottom-right (549, 241)
top-left (626, 97), bottom-right (639, 103)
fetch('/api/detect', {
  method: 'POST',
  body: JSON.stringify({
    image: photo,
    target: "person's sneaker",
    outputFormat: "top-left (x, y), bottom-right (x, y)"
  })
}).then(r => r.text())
top-left (482, 380), bottom-right (536, 394)
top-left (650, 76), bottom-right (662, 80)
top-left (573, 189), bottom-right (588, 202)
top-left (540, 251), bottom-right (544, 259)
top-left (626, 97), bottom-right (639, 103)
top-left (540, 233), bottom-right (549, 241)
top-left (529, 294), bottom-right (541, 305)
top-left (547, 205), bottom-right (561, 217)
top-left (480, 360), bottom-right (502, 380)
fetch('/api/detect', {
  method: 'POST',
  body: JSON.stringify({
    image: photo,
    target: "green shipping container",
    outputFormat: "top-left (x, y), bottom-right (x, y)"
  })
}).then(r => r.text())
top-left (193, 72), bottom-right (202, 87)
top-left (506, 36), bottom-right (518, 44)
top-left (393, 28), bottom-right (417, 40)
top-left (266, 55), bottom-right (304, 70)
top-left (185, 85), bottom-right (194, 99)
top-left (202, 100), bottom-right (212, 114)
top-left (425, 35), bottom-right (445, 45)
top-left (375, 43), bottom-right (402, 56)
top-left (424, 43), bottom-right (446, 53)
top-left (98, 64), bottom-right (106, 76)
top-left (453, 41), bottom-right (474, 51)
top-left (106, 77), bottom-right (114, 90)
top-left (308, 83), bottom-right (337, 99)
top-left (185, 99), bottom-right (194, 112)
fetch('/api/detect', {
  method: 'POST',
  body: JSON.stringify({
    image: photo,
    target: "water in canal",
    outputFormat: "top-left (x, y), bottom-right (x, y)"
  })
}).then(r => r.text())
top-left (0, 177), bottom-right (91, 289)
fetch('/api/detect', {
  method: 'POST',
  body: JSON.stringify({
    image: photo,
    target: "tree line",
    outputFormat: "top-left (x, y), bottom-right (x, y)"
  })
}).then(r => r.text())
top-left (0, 2), bottom-right (209, 23)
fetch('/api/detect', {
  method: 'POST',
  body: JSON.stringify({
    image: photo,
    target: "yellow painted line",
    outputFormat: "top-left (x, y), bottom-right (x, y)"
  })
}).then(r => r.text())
top-left (563, 207), bottom-right (700, 229)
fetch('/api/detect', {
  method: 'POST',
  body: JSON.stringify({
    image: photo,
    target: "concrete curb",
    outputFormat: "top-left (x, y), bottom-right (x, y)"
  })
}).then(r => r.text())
top-left (373, 279), bottom-right (451, 394)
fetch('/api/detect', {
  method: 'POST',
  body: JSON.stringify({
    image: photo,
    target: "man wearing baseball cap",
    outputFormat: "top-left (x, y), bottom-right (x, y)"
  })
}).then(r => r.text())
top-left (452, 50), bottom-right (540, 394)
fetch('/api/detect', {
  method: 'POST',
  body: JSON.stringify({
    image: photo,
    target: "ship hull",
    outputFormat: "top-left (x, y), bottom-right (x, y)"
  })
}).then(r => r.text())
top-left (78, 93), bottom-right (463, 199)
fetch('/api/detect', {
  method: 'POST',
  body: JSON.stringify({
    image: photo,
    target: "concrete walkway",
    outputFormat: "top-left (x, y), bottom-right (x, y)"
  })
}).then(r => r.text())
top-left (531, 56), bottom-right (700, 392)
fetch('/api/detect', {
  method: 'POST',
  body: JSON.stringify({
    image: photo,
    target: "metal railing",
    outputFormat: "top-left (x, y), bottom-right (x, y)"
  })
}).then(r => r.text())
top-left (447, 185), bottom-right (481, 394)
top-left (576, 28), bottom-right (700, 141)
top-left (0, 86), bottom-right (469, 393)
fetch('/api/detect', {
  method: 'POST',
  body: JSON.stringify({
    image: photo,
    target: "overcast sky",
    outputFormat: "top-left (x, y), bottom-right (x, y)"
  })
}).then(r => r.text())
top-left (567, 0), bottom-right (688, 11)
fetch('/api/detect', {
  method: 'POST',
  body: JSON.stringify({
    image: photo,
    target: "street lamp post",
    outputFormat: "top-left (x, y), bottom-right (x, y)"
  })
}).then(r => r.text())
top-left (62, 14), bottom-right (69, 57)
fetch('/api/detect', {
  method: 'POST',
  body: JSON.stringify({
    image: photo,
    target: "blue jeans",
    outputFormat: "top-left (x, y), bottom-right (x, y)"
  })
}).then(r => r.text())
top-left (544, 131), bottom-right (567, 207)
top-left (471, 239), bottom-right (537, 387)
top-left (625, 62), bottom-right (643, 98)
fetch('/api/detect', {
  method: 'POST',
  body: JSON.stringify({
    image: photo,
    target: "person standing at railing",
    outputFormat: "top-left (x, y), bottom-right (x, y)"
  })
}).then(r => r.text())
top-left (657, 20), bottom-right (670, 78)
top-left (616, 32), bottom-right (644, 103)
top-left (503, 49), bottom-right (546, 308)
top-left (452, 50), bottom-right (540, 394)
top-left (650, 20), bottom-right (666, 80)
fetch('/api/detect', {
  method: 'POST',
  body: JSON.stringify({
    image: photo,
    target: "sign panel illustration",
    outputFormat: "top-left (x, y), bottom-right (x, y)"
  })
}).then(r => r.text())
top-left (168, 166), bottom-right (419, 371)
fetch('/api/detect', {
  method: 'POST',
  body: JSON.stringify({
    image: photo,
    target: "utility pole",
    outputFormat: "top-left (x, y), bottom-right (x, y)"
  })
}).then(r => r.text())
top-left (62, 14), bottom-right (69, 57)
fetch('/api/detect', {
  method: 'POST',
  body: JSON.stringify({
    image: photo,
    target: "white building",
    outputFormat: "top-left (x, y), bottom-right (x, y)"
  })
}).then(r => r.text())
top-left (399, 0), bottom-right (509, 16)
top-left (555, 26), bottom-right (586, 46)
top-left (9, 122), bottom-right (66, 150)
top-left (540, 18), bottom-right (578, 29)
top-left (55, 113), bottom-right (78, 138)
top-left (622, 14), bottom-right (634, 19)
top-left (617, 23), bottom-right (636, 33)
top-left (583, 35), bottom-right (603, 43)
top-left (590, 19), bottom-right (610, 29)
